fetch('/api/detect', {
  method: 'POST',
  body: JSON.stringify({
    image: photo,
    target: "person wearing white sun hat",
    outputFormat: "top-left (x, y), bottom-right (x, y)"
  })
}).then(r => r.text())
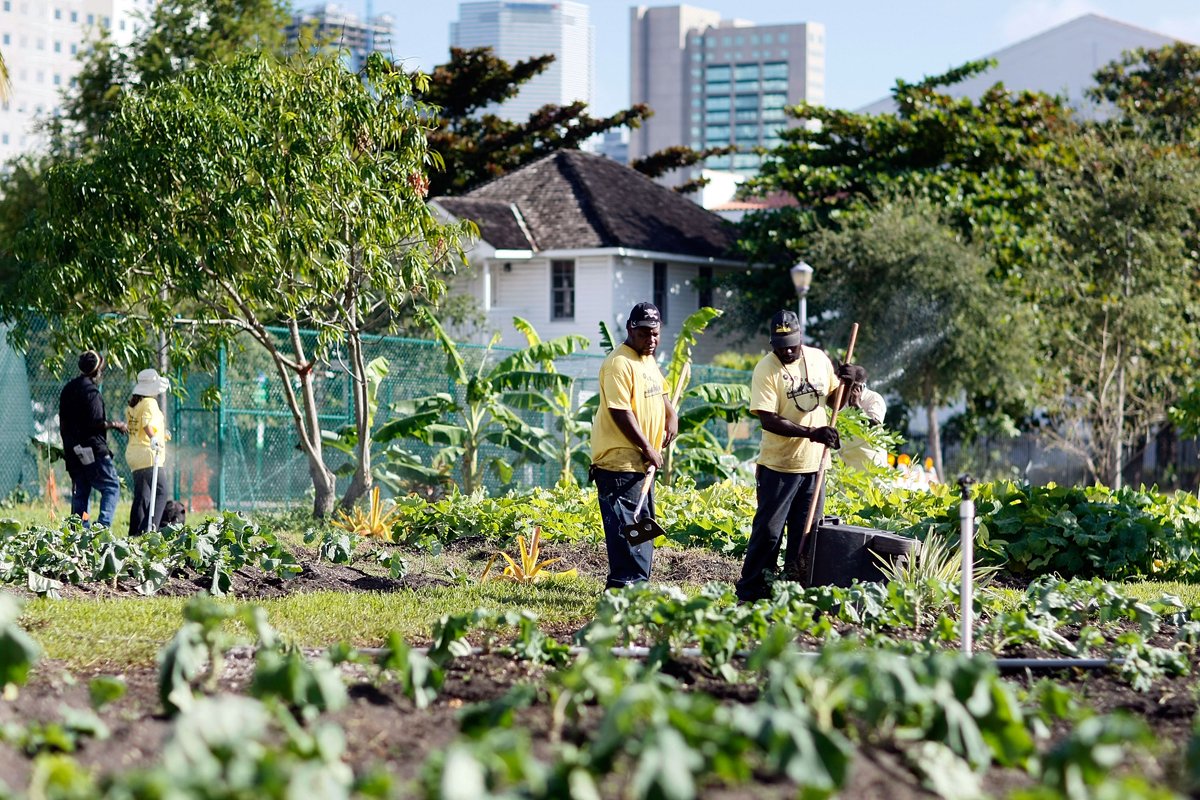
top-left (125, 368), bottom-right (171, 535)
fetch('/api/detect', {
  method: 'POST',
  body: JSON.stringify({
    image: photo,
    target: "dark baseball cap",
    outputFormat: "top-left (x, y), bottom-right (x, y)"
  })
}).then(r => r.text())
top-left (628, 302), bottom-right (662, 329)
top-left (78, 350), bottom-right (104, 376)
top-left (769, 310), bottom-right (803, 348)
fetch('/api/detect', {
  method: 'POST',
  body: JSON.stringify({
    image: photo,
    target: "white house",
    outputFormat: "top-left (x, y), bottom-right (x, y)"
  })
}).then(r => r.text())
top-left (432, 150), bottom-right (746, 361)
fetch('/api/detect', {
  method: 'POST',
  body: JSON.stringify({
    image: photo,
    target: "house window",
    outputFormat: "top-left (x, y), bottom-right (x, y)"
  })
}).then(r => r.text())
top-left (698, 266), bottom-right (713, 308)
top-left (653, 262), bottom-right (668, 324)
top-left (551, 260), bottom-right (575, 320)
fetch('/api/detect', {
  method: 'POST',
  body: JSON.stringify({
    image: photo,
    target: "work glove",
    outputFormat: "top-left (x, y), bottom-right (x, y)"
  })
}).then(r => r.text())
top-left (150, 436), bottom-right (165, 452)
top-left (836, 363), bottom-right (865, 384)
top-left (808, 426), bottom-right (841, 449)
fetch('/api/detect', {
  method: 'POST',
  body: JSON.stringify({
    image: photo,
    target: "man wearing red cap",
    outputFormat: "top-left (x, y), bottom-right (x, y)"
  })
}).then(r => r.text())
top-left (59, 350), bottom-right (128, 528)
top-left (589, 302), bottom-right (678, 589)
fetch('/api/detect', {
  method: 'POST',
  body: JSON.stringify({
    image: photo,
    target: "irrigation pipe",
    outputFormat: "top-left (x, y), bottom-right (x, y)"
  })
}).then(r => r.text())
top-left (334, 645), bottom-right (1124, 672)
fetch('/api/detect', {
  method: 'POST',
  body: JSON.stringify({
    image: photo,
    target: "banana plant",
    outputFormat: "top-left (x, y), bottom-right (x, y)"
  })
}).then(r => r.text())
top-left (498, 317), bottom-right (594, 485)
top-left (378, 311), bottom-right (589, 494)
top-left (670, 381), bottom-right (758, 484)
top-left (662, 307), bottom-right (723, 484)
top-left (322, 358), bottom-right (452, 494)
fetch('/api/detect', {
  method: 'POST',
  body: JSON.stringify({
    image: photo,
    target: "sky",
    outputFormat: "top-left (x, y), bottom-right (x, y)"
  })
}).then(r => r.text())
top-left (357, 0), bottom-right (1200, 114)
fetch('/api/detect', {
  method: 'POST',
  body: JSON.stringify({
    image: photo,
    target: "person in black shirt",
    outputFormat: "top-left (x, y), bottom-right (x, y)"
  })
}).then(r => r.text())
top-left (59, 351), bottom-right (128, 527)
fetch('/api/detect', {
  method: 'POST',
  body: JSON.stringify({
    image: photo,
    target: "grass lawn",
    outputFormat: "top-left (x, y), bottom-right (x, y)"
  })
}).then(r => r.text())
top-left (20, 575), bottom-right (1199, 670)
top-left (19, 577), bottom-right (603, 668)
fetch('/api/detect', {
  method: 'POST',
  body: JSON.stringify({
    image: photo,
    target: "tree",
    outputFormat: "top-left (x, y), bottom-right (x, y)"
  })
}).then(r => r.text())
top-left (1034, 124), bottom-right (1200, 488)
top-left (804, 196), bottom-right (1039, 480)
top-left (5, 50), bottom-right (470, 517)
top-left (729, 61), bottom-right (1074, 344)
top-left (421, 47), bottom-right (732, 197)
top-left (54, 0), bottom-right (289, 153)
top-left (1089, 43), bottom-right (1200, 141)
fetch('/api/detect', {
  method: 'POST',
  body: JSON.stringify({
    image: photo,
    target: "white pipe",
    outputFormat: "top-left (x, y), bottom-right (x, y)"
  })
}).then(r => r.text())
top-left (959, 476), bottom-right (975, 655)
top-left (229, 645), bottom-right (1123, 672)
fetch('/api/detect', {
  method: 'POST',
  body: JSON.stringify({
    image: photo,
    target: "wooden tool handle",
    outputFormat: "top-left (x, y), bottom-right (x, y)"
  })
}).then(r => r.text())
top-left (798, 323), bottom-right (860, 555)
top-left (632, 465), bottom-right (656, 518)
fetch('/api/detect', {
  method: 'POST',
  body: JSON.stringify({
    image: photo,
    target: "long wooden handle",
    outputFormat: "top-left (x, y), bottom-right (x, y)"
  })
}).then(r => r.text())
top-left (632, 465), bottom-right (656, 518)
top-left (798, 323), bottom-right (860, 553)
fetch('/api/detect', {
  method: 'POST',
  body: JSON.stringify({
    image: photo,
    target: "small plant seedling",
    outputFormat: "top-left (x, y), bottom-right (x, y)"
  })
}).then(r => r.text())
top-left (480, 527), bottom-right (577, 583)
top-left (332, 486), bottom-right (400, 540)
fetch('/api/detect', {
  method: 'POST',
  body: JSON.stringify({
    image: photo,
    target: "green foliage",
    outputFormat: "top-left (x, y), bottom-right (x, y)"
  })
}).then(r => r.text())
top-left (158, 593), bottom-right (277, 715)
top-left (838, 480), bottom-right (1200, 582)
top-left (9, 49), bottom-right (470, 517)
top-left (729, 61), bottom-right (1071, 343)
top-left (0, 513), bottom-right (300, 598)
top-left (423, 47), bottom-right (651, 196)
top-left (379, 313), bottom-right (589, 494)
top-left (56, 0), bottom-right (290, 151)
top-left (1033, 124), bottom-right (1200, 487)
top-left (0, 708), bottom-right (109, 757)
top-left (0, 592), bottom-right (40, 692)
top-left (1088, 43), bottom-right (1200, 141)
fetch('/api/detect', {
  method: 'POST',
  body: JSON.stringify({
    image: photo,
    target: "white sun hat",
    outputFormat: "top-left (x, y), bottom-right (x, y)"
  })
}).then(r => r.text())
top-left (132, 368), bottom-right (170, 397)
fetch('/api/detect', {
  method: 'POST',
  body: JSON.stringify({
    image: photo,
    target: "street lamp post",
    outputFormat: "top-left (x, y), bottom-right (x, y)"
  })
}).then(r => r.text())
top-left (790, 261), bottom-right (814, 344)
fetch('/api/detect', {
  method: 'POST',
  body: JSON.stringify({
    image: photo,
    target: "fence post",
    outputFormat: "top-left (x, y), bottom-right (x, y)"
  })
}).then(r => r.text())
top-left (958, 474), bottom-right (976, 655)
top-left (217, 341), bottom-right (226, 510)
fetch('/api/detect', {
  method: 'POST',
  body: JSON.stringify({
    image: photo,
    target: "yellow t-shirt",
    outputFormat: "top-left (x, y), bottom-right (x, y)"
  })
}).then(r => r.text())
top-left (125, 397), bottom-right (167, 471)
top-left (590, 344), bottom-right (667, 473)
top-left (750, 348), bottom-right (839, 473)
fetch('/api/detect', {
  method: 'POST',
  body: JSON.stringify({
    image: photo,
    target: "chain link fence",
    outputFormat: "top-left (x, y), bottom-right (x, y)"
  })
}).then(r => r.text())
top-left (11, 318), bottom-right (755, 511)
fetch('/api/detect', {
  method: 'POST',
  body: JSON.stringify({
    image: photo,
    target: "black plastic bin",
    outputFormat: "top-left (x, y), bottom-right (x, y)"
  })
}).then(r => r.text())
top-left (801, 517), bottom-right (919, 588)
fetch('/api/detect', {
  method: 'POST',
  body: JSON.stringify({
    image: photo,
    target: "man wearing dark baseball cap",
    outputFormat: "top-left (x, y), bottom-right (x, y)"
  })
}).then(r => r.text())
top-left (59, 350), bottom-right (128, 527)
top-left (736, 310), bottom-right (854, 602)
top-left (589, 302), bottom-right (677, 589)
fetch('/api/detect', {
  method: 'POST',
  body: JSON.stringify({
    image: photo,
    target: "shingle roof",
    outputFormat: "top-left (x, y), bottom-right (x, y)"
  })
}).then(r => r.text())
top-left (434, 198), bottom-right (536, 250)
top-left (434, 150), bottom-right (738, 260)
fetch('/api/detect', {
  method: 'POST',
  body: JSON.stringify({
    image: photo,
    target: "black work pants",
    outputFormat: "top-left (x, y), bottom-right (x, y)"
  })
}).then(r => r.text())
top-left (735, 465), bottom-right (825, 602)
top-left (129, 466), bottom-right (168, 536)
top-left (593, 467), bottom-right (655, 590)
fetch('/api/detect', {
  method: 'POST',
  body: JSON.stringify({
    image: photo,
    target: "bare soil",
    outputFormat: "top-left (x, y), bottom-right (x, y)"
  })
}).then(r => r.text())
top-left (2, 540), bottom-right (1196, 797)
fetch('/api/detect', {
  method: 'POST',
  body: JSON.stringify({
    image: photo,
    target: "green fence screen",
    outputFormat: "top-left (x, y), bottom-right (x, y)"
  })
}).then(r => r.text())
top-left (12, 320), bottom-right (752, 512)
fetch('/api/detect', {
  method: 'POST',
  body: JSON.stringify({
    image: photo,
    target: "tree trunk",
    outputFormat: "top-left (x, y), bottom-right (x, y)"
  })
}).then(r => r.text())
top-left (340, 324), bottom-right (372, 509)
top-left (926, 388), bottom-right (944, 483)
top-left (1112, 340), bottom-right (1126, 491)
top-left (288, 321), bottom-right (336, 518)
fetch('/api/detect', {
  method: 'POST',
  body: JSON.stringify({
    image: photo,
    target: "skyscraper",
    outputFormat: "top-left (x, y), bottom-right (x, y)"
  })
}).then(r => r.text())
top-left (0, 0), bottom-right (153, 161)
top-left (630, 5), bottom-right (825, 179)
top-left (285, 4), bottom-right (394, 73)
top-left (451, 1), bottom-right (594, 122)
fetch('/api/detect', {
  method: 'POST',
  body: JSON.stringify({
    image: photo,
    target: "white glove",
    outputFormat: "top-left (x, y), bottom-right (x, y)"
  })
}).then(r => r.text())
top-left (150, 436), bottom-right (165, 452)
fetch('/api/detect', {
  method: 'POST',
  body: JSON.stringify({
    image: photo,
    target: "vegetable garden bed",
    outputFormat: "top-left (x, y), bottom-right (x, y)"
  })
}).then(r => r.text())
top-left (2, 479), bottom-right (1199, 798)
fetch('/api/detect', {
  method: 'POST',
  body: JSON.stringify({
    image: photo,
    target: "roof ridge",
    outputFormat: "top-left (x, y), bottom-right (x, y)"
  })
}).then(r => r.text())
top-left (556, 151), bottom-right (619, 247)
top-left (508, 202), bottom-right (539, 251)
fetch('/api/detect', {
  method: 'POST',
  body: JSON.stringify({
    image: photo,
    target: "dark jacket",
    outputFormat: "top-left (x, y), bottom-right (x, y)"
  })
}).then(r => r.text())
top-left (59, 374), bottom-right (111, 475)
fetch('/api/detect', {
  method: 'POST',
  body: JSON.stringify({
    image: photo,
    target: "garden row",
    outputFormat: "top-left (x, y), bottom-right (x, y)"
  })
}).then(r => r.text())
top-left (5, 477), bottom-right (1197, 599)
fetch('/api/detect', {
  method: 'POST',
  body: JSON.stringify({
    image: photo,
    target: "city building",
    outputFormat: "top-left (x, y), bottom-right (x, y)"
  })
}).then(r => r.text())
top-left (629, 5), bottom-right (824, 183)
top-left (858, 14), bottom-right (1182, 117)
top-left (0, 0), bottom-right (152, 161)
top-left (586, 129), bottom-right (629, 165)
top-left (285, 4), bottom-right (394, 73)
top-left (450, 0), bottom-right (593, 122)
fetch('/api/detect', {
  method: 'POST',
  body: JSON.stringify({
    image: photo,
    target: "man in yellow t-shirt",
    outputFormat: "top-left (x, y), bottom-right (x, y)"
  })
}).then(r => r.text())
top-left (590, 302), bottom-right (678, 589)
top-left (735, 310), bottom-right (853, 602)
